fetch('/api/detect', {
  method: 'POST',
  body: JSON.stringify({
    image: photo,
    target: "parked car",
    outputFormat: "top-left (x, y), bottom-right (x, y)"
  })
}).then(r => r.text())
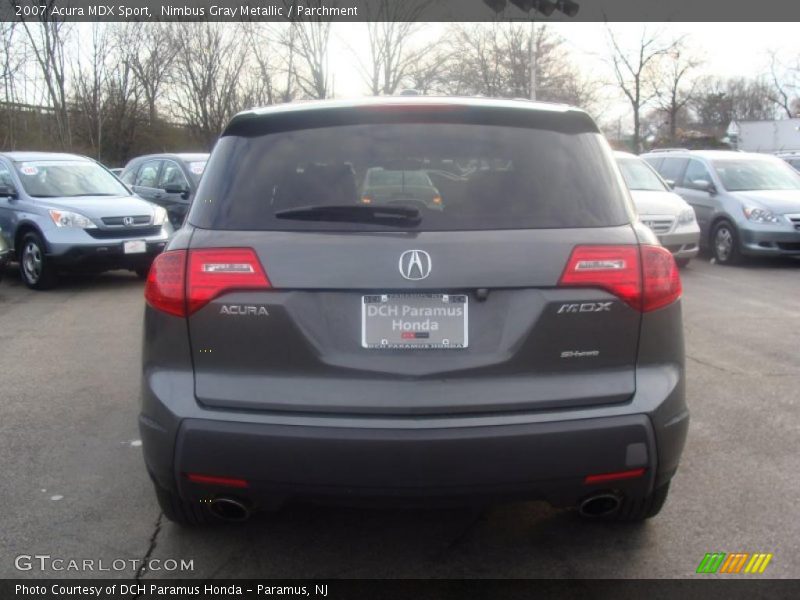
top-left (642, 149), bottom-right (800, 264)
top-left (615, 152), bottom-right (700, 267)
top-left (361, 167), bottom-right (444, 210)
top-left (141, 97), bottom-right (687, 526)
top-left (120, 153), bottom-right (209, 229)
top-left (775, 151), bottom-right (800, 172)
top-left (0, 152), bottom-right (172, 289)
top-left (109, 167), bottom-right (124, 177)
top-left (0, 226), bottom-right (9, 283)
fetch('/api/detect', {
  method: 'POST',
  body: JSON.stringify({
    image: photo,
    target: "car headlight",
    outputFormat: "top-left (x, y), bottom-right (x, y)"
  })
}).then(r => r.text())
top-left (678, 207), bottom-right (696, 224)
top-left (743, 207), bottom-right (781, 223)
top-left (152, 206), bottom-right (168, 226)
top-left (48, 209), bottom-right (96, 229)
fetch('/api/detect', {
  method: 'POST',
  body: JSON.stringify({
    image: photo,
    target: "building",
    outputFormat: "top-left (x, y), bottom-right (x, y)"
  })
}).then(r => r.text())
top-left (726, 119), bottom-right (800, 153)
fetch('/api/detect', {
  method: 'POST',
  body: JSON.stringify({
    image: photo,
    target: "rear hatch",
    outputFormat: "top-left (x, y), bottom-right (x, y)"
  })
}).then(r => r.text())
top-left (183, 101), bottom-right (644, 416)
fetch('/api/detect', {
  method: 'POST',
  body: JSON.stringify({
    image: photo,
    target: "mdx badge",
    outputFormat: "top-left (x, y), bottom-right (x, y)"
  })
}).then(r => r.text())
top-left (557, 302), bottom-right (613, 314)
top-left (399, 250), bottom-right (432, 280)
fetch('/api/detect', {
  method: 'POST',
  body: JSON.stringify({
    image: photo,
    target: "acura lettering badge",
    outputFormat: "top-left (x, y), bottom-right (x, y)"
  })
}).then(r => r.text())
top-left (399, 250), bottom-right (432, 280)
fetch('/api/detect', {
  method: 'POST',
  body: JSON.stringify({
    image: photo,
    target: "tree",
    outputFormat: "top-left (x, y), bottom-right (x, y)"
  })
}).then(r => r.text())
top-left (437, 23), bottom-right (598, 111)
top-left (654, 38), bottom-right (702, 144)
top-left (15, 0), bottom-right (72, 147)
top-left (0, 20), bottom-right (26, 146)
top-left (356, 1), bottom-right (430, 95)
top-left (606, 26), bottom-right (679, 153)
top-left (691, 76), bottom-right (777, 135)
top-left (169, 23), bottom-right (251, 147)
top-left (766, 51), bottom-right (799, 119)
top-left (72, 23), bottom-right (111, 159)
top-left (291, 3), bottom-right (332, 100)
top-left (122, 22), bottom-right (177, 125)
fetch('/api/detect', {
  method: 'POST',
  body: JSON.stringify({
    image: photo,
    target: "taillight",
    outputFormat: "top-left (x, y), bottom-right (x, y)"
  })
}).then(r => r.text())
top-left (640, 245), bottom-right (682, 312)
top-left (144, 248), bottom-right (270, 317)
top-left (559, 245), bottom-right (681, 312)
top-left (187, 248), bottom-right (270, 315)
top-left (144, 250), bottom-right (187, 317)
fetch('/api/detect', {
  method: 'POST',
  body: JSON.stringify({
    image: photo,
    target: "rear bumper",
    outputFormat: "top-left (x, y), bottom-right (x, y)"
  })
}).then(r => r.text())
top-left (140, 365), bottom-right (689, 509)
top-left (165, 414), bottom-right (660, 507)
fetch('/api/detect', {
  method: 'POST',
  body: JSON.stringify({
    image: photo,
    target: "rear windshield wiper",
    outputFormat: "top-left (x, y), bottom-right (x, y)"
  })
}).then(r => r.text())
top-left (275, 204), bottom-right (421, 227)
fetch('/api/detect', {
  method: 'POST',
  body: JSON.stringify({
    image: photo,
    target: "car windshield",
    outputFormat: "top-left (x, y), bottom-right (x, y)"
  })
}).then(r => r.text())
top-left (191, 123), bottom-right (629, 232)
top-left (617, 158), bottom-right (667, 192)
top-left (15, 160), bottom-right (129, 198)
top-left (712, 159), bottom-right (800, 191)
top-left (187, 160), bottom-right (207, 183)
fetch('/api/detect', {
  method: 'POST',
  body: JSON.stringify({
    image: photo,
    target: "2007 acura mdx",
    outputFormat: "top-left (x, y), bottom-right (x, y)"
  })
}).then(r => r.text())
top-left (140, 97), bottom-right (689, 525)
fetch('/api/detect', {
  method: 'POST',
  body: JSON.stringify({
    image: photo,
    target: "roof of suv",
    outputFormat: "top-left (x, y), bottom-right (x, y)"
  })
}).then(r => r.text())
top-left (0, 151), bottom-right (91, 162)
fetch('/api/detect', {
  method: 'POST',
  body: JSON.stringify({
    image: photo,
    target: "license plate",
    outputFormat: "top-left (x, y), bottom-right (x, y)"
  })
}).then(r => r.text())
top-left (362, 294), bottom-right (468, 349)
top-left (123, 240), bottom-right (146, 254)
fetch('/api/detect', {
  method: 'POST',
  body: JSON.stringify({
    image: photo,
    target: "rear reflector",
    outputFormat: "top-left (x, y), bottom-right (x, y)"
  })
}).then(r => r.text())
top-left (584, 468), bottom-right (646, 485)
top-left (559, 245), bottom-right (681, 312)
top-left (185, 473), bottom-right (249, 488)
top-left (144, 247), bottom-right (271, 317)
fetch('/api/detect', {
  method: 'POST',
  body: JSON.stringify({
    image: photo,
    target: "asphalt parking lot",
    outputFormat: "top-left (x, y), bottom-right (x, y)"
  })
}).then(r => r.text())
top-left (1, 256), bottom-right (798, 579)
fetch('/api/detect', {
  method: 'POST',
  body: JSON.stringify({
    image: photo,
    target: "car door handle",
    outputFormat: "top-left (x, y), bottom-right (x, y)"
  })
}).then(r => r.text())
top-left (153, 193), bottom-right (163, 199)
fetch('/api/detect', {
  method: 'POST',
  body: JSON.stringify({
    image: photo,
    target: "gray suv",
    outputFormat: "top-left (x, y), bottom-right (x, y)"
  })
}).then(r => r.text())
top-left (642, 150), bottom-right (800, 264)
top-left (141, 97), bottom-right (688, 525)
top-left (0, 152), bottom-right (173, 289)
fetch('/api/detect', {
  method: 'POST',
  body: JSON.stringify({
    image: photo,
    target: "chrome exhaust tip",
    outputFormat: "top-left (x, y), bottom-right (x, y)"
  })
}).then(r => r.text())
top-left (578, 493), bottom-right (621, 518)
top-left (209, 497), bottom-right (251, 522)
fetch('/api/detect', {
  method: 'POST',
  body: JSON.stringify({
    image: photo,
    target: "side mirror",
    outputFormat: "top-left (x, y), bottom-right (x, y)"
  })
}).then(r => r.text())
top-left (163, 184), bottom-right (190, 199)
top-left (692, 179), bottom-right (716, 195)
top-left (0, 184), bottom-right (18, 199)
top-left (665, 179), bottom-right (676, 189)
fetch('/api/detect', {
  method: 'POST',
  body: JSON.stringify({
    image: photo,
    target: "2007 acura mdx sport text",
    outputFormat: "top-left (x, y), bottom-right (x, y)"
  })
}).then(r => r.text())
top-left (140, 97), bottom-right (689, 526)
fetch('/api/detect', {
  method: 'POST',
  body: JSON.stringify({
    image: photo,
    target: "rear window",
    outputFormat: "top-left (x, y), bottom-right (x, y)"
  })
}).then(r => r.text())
top-left (190, 123), bottom-right (630, 231)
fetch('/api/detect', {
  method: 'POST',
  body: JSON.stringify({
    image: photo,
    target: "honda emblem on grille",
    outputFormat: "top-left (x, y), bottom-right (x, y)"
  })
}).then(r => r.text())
top-left (123, 216), bottom-right (134, 226)
top-left (399, 250), bottom-right (432, 280)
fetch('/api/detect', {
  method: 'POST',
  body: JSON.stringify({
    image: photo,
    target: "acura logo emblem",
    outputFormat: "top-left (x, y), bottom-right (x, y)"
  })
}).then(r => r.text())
top-left (123, 216), bottom-right (134, 226)
top-left (399, 250), bottom-right (432, 280)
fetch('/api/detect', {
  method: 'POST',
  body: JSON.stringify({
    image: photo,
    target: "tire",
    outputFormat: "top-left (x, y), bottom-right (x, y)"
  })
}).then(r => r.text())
top-left (614, 482), bottom-right (671, 522)
top-left (711, 220), bottom-right (741, 265)
top-left (675, 257), bottom-right (691, 268)
top-left (135, 265), bottom-right (151, 280)
top-left (153, 482), bottom-right (211, 527)
top-left (19, 232), bottom-right (58, 290)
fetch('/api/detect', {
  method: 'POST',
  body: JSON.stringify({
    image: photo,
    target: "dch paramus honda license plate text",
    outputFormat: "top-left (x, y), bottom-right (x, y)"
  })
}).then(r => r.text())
top-left (361, 294), bottom-right (468, 349)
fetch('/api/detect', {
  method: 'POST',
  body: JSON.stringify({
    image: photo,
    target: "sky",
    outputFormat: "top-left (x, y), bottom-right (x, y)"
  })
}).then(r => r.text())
top-left (329, 22), bottom-right (800, 128)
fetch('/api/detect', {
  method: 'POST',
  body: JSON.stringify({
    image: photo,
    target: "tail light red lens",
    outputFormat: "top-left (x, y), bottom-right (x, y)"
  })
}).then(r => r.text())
top-left (641, 245), bottom-right (682, 312)
top-left (559, 245), bottom-right (642, 309)
top-left (559, 245), bottom-right (681, 312)
top-left (144, 250), bottom-right (187, 317)
top-left (187, 248), bottom-right (271, 315)
top-left (144, 248), bottom-right (270, 317)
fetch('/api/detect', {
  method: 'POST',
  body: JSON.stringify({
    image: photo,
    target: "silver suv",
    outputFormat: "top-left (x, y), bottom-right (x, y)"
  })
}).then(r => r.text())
top-left (0, 152), bottom-right (173, 289)
top-left (140, 97), bottom-right (688, 525)
top-left (642, 150), bottom-right (800, 264)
